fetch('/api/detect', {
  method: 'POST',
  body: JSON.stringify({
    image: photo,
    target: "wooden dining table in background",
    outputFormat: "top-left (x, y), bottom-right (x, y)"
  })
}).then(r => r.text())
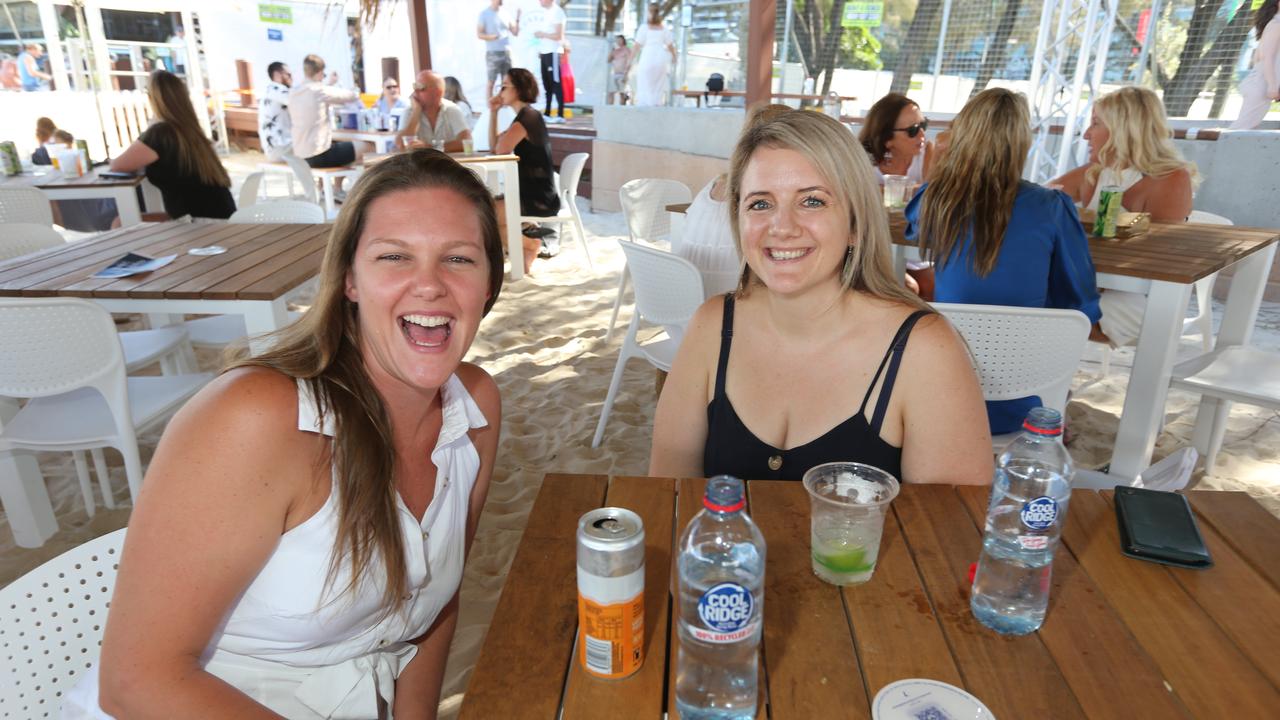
top-left (460, 473), bottom-right (1280, 719)
top-left (1, 166), bottom-right (162, 227)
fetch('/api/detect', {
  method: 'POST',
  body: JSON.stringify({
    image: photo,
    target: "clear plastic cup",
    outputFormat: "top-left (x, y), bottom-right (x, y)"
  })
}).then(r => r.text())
top-left (462, 138), bottom-right (474, 154)
top-left (883, 174), bottom-right (911, 209)
top-left (802, 462), bottom-right (901, 586)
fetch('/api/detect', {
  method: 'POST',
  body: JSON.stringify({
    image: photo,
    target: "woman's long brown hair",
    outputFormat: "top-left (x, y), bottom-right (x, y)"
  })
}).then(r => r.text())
top-left (915, 88), bottom-right (1030, 278)
top-left (146, 70), bottom-right (231, 188)
top-left (227, 150), bottom-right (504, 614)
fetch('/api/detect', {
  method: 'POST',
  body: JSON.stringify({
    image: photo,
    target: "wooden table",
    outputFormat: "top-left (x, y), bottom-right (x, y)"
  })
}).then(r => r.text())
top-left (461, 474), bottom-right (1280, 719)
top-left (1, 167), bottom-right (161, 226)
top-left (364, 150), bottom-right (525, 281)
top-left (333, 128), bottom-right (400, 154)
top-left (887, 215), bottom-right (1279, 482)
top-left (0, 220), bottom-right (329, 548)
top-left (673, 90), bottom-right (857, 108)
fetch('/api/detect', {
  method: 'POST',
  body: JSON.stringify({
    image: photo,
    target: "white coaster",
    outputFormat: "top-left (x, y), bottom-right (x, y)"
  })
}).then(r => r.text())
top-left (872, 678), bottom-right (995, 720)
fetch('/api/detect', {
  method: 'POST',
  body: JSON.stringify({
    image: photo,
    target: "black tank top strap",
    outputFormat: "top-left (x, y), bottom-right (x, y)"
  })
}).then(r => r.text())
top-left (865, 310), bottom-right (932, 433)
top-left (713, 293), bottom-right (736, 400)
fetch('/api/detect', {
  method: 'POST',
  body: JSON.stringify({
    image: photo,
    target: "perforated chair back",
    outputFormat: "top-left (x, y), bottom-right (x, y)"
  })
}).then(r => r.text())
top-left (620, 240), bottom-right (705, 328)
top-left (619, 178), bottom-right (691, 243)
top-left (238, 170), bottom-right (265, 209)
top-left (558, 152), bottom-right (589, 206)
top-left (0, 187), bottom-right (55, 226)
top-left (0, 298), bottom-right (128, 403)
top-left (230, 200), bottom-right (325, 224)
top-left (0, 528), bottom-right (126, 717)
top-left (933, 303), bottom-right (1091, 410)
top-left (0, 223), bottom-right (65, 261)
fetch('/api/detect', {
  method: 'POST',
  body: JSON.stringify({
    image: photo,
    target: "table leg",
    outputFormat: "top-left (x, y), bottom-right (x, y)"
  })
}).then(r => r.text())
top-left (1107, 280), bottom-right (1192, 481)
top-left (501, 160), bottom-right (524, 281)
top-left (322, 179), bottom-right (336, 219)
top-left (1189, 243), bottom-right (1278, 458)
top-left (113, 186), bottom-right (143, 226)
top-left (242, 299), bottom-right (291, 338)
top-left (0, 397), bottom-right (58, 548)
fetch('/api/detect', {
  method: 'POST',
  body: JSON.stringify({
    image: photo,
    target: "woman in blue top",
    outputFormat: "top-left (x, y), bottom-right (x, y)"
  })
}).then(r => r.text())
top-left (905, 88), bottom-right (1101, 435)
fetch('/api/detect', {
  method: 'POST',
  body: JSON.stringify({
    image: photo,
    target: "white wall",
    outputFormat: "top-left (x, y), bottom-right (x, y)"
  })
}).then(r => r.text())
top-left (199, 1), bottom-right (354, 94)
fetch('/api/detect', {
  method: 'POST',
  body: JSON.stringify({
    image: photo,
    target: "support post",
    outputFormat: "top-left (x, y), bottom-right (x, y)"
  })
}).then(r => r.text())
top-left (409, 0), bottom-right (431, 72)
top-left (746, 0), bottom-right (776, 108)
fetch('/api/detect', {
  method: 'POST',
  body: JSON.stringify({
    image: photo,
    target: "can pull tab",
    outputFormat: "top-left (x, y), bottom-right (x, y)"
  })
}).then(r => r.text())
top-left (593, 517), bottom-right (626, 535)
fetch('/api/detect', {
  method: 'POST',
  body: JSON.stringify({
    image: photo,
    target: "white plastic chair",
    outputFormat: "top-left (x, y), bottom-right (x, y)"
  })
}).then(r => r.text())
top-left (0, 527), bottom-right (125, 718)
top-left (238, 170), bottom-right (265, 209)
top-left (230, 200), bottom-right (326, 224)
top-left (520, 152), bottom-right (593, 269)
top-left (592, 241), bottom-right (704, 448)
top-left (0, 298), bottom-right (211, 521)
top-left (1169, 346), bottom-right (1280, 474)
top-left (933, 303), bottom-right (1092, 450)
top-left (0, 187), bottom-right (55, 225)
top-left (0, 222), bottom-right (65, 261)
top-left (607, 178), bottom-right (693, 342)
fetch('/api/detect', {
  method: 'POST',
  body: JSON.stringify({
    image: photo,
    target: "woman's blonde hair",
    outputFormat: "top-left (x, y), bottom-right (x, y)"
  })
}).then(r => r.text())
top-left (916, 88), bottom-right (1030, 277)
top-left (147, 70), bottom-right (231, 188)
top-left (727, 109), bottom-right (927, 311)
top-left (1086, 86), bottom-right (1197, 187)
top-left (227, 150), bottom-right (505, 614)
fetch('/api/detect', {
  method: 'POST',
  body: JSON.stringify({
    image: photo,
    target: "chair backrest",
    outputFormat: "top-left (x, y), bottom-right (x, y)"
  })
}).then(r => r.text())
top-left (238, 170), bottom-right (265, 209)
top-left (1188, 210), bottom-right (1232, 226)
top-left (0, 223), bottom-right (65, 262)
top-left (0, 187), bottom-right (55, 225)
top-left (619, 240), bottom-right (705, 327)
top-left (619, 178), bottom-right (692, 243)
top-left (0, 527), bottom-right (126, 717)
top-left (230, 200), bottom-right (326, 224)
top-left (0, 298), bottom-right (131, 413)
top-left (933, 303), bottom-right (1091, 409)
top-left (281, 154), bottom-right (318, 203)
top-left (558, 152), bottom-right (590, 204)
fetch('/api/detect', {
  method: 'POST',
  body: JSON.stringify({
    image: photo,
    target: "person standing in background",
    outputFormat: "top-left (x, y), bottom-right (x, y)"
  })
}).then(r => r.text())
top-left (1231, 0), bottom-right (1279, 130)
top-left (258, 61), bottom-right (293, 161)
top-left (167, 26), bottom-right (186, 75)
top-left (477, 0), bottom-right (518, 99)
top-left (633, 4), bottom-right (675, 107)
top-left (523, 0), bottom-right (566, 121)
top-left (18, 43), bottom-right (52, 91)
top-left (606, 35), bottom-right (632, 105)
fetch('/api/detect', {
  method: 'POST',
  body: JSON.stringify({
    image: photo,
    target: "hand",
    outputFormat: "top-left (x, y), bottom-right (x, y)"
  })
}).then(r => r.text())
top-left (327, 71), bottom-right (339, 85)
top-left (488, 95), bottom-right (502, 112)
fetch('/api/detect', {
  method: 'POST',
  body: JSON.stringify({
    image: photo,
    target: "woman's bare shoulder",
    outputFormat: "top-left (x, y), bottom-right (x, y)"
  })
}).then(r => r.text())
top-left (455, 362), bottom-right (501, 420)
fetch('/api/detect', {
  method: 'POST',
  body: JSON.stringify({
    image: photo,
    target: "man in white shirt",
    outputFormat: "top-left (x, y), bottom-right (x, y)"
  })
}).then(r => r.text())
top-left (398, 70), bottom-right (472, 152)
top-left (288, 54), bottom-right (360, 169)
top-left (522, 0), bottom-right (565, 120)
top-left (258, 61), bottom-right (293, 161)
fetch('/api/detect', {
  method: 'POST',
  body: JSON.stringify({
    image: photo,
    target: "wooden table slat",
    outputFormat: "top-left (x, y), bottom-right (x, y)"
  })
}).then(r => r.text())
top-left (750, 480), bottom-right (870, 720)
top-left (0, 222), bottom-right (196, 289)
top-left (894, 485), bottom-right (1087, 718)
top-left (1060, 491), bottom-right (1280, 717)
top-left (561, 476), bottom-right (676, 719)
top-left (228, 228), bottom-right (333, 300)
top-left (163, 224), bottom-right (327, 300)
top-left (115, 224), bottom-right (315, 297)
top-left (955, 486), bottom-right (1191, 719)
top-left (458, 474), bottom-right (608, 720)
top-left (1188, 490), bottom-right (1280, 590)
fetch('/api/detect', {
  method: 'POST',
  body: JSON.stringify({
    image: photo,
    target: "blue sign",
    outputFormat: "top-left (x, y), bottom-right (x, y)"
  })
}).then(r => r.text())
top-left (267, 28), bottom-right (283, 41)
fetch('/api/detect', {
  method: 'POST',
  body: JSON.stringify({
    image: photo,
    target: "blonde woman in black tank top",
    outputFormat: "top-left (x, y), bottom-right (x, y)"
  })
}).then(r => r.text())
top-left (649, 109), bottom-right (992, 486)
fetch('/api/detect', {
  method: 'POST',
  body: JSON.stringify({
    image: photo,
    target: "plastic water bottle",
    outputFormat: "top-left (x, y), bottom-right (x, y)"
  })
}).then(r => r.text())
top-left (971, 407), bottom-right (1074, 635)
top-left (676, 476), bottom-right (766, 720)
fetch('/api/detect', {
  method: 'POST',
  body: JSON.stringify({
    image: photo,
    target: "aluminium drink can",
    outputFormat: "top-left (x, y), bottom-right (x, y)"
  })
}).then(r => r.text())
top-left (0, 141), bottom-right (20, 176)
top-left (75, 139), bottom-right (91, 170)
top-left (576, 507), bottom-right (645, 679)
top-left (1094, 185), bottom-right (1122, 238)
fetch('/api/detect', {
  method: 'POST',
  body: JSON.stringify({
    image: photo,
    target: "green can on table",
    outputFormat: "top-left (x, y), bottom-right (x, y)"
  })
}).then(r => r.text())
top-left (0, 141), bottom-right (20, 176)
top-left (1093, 185), bottom-right (1122, 238)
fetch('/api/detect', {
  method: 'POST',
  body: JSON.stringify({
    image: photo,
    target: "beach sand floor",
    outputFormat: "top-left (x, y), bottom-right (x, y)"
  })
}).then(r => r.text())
top-left (2, 161), bottom-right (1278, 716)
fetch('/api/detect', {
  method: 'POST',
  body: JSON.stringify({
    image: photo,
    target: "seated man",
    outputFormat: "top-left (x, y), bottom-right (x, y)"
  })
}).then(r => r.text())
top-left (398, 70), bottom-right (472, 152)
top-left (258, 61), bottom-right (293, 161)
top-left (288, 53), bottom-right (361, 193)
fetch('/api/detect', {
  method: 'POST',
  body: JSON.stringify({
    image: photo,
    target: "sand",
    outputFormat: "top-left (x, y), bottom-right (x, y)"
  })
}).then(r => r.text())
top-left (2, 160), bottom-right (1278, 716)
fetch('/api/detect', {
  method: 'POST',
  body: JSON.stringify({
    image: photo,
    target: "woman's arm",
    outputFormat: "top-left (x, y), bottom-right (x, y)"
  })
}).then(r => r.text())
top-left (649, 297), bottom-right (722, 477)
top-left (109, 139), bottom-right (159, 173)
top-left (1138, 167), bottom-right (1193, 223)
top-left (97, 369), bottom-right (313, 719)
top-left (1046, 190), bottom-right (1102, 322)
top-left (399, 100), bottom-right (423, 149)
top-left (491, 112), bottom-right (528, 156)
top-left (1050, 165), bottom-right (1091, 205)
top-left (897, 315), bottom-right (994, 485)
top-left (393, 363), bottom-right (500, 720)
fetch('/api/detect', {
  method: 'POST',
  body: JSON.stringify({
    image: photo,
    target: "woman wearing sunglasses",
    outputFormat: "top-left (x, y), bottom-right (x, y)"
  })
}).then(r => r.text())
top-left (905, 88), bottom-right (1101, 436)
top-left (374, 78), bottom-right (408, 117)
top-left (859, 93), bottom-right (934, 186)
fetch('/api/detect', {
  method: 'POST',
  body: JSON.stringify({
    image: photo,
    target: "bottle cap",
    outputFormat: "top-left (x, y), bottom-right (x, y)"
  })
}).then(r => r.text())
top-left (1022, 407), bottom-right (1064, 436)
top-left (704, 475), bottom-right (745, 513)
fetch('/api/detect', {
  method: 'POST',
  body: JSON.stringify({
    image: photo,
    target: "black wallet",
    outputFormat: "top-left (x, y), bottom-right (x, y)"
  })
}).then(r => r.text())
top-left (1114, 486), bottom-right (1213, 569)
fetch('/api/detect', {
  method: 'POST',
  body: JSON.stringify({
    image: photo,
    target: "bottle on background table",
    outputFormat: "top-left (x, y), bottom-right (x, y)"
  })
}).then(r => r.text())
top-left (676, 475), bottom-right (765, 720)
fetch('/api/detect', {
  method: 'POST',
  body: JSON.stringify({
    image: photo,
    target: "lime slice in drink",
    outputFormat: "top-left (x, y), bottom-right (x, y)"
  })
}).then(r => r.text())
top-left (813, 544), bottom-right (873, 574)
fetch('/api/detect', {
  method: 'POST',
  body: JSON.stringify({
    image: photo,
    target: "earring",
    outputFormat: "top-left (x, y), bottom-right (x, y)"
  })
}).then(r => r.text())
top-left (843, 244), bottom-right (854, 276)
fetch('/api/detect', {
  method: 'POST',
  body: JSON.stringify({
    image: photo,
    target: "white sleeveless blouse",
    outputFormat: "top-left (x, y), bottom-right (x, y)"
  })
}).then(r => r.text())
top-left (63, 375), bottom-right (488, 719)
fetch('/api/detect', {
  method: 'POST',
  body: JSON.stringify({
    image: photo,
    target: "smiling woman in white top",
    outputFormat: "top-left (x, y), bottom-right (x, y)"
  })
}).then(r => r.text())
top-left (62, 151), bottom-right (506, 720)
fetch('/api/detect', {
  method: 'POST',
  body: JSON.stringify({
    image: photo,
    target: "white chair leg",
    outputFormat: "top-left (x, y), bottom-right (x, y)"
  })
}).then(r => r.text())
top-left (1204, 399), bottom-right (1231, 475)
top-left (573, 210), bottom-right (593, 271)
top-left (72, 451), bottom-right (96, 517)
top-left (1196, 277), bottom-right (1215, 352)
top-left (1100, 344), bottom-right (1111, 377)
top-left (606, 268), bottom-right (629, 343)
top-left (119, 441), bottom-right (145, 504)
top-left (592, 318), bottom-right (640, 448)
top-left (90, 448), bottom-right (115, 510)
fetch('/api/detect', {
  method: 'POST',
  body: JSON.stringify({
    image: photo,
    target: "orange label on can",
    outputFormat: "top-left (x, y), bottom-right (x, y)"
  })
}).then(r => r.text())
top-left (577, 589), bottom-right (644, 678)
